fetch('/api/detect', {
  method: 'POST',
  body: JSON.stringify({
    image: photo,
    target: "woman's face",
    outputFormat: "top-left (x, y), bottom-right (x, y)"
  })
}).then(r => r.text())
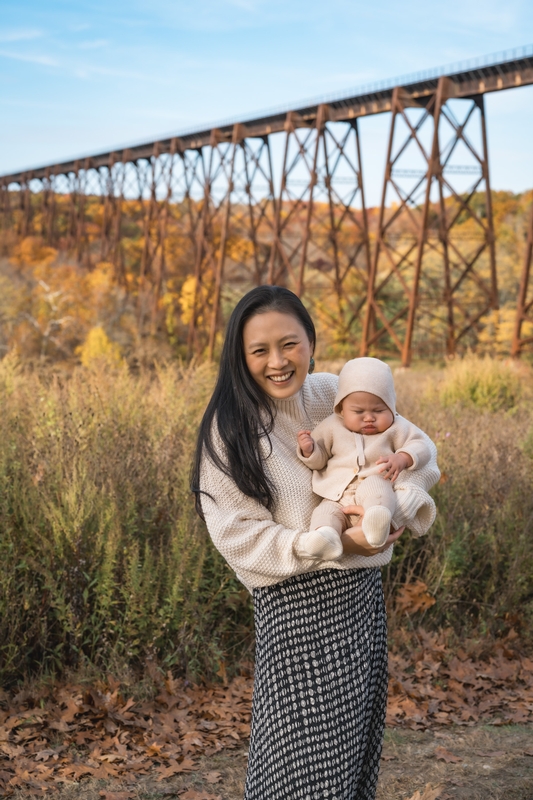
top-left (243, 310), bottom-right (314, 400)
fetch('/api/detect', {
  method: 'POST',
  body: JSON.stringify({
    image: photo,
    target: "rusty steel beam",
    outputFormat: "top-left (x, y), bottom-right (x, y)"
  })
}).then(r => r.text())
top-left (362, 86), bottom-right (435, 361)
top-left (207, 126), bottom-right (239, 360)
top-left (1, 47), bottom-right (532, 186)
top-left (362, 74), bottom-right (499, 365)
top-left (1, 45), bottom-right (532, 361)
top-left (511, 201), bottom-right (533, 356)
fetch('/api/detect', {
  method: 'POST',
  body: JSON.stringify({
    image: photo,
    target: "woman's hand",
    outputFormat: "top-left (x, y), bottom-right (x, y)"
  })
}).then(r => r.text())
top-left (340, 503), bottom-right (405, 556)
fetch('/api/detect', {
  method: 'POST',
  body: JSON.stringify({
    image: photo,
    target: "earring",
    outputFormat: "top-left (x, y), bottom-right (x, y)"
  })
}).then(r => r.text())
top-left (308, 357), bottom-right (315, 374)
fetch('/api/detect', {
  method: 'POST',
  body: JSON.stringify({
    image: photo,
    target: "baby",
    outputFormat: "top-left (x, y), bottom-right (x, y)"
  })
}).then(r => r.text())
top-left (297, 357), bottom-right (438, 561)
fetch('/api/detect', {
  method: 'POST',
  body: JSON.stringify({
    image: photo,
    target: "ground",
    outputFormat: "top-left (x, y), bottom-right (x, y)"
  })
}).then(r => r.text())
top-left (11, 725), bottom-right (533, 800)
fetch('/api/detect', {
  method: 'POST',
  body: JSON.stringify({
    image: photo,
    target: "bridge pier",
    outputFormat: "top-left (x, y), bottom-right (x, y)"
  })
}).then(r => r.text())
top-left (362, 77), bottom-right (498, 366)
top-left (511, 200), bottom-right (533, 357)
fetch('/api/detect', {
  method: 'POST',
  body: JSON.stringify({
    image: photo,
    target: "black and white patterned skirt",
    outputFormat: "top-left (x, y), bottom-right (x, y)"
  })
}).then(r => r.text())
top-left (244, 568), bottom-right (388, 800)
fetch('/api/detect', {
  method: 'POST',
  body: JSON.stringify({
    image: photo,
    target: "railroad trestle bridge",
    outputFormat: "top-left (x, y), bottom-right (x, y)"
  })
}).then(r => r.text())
top-left (1, 46), bottom-right (533, 363)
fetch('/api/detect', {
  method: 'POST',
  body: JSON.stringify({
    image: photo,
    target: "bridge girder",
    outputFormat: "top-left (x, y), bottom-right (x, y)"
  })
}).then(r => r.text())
top-left (1, 48), bottom-right (533, 362)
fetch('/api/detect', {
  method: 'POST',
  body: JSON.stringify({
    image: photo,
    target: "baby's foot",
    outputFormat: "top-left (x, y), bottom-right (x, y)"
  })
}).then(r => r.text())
top-left (362, 507), bottom-right (392, 547)
top-left (298, 526), bottom-right (343, 561)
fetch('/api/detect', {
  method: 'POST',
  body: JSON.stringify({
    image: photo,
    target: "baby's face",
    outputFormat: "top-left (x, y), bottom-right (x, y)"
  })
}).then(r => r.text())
top-left (341, 391), bottom-right (394, 435)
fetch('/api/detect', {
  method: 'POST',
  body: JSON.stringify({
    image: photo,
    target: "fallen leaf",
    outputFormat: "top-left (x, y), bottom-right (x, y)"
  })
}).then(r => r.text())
top-left (204, 770), bottom-right (223, 783)
top-left (48, 719), bottom-right (71, 732)
top-left (179, 792), bottom-right (222, 800)
top-left (434, 746), bottom-right (463, 763)
top-left (395, 581), bottom-right (436, 615)
top-left (408, 784), bottom-right (447, 800)
top-left (474, 750), bottom-right (506, 758)
top-left (0, 630), bottom-right (530, 797)
top-left (91, 763), bottom-right (120, 780)
top-left (156, 758), bottom-right (199, 781)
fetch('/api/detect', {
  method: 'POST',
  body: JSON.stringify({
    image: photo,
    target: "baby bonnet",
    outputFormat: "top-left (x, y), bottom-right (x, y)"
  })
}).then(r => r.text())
top-left (334, 357), bottom-right (396, 415)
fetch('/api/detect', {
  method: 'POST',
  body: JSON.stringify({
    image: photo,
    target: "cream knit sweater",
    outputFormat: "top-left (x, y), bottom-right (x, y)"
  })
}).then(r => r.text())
top-left (200, 372), bottom-right (439, 592)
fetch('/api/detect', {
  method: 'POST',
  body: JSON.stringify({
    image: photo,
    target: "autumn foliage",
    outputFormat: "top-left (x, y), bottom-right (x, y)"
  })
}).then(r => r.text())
top-left (0, 190), bottom-right (532, 363)
top-left (1, 187), bottom-right (533, 797)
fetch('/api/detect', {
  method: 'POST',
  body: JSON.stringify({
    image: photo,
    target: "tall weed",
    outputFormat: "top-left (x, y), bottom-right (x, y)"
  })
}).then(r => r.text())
top-left (0, 357), bottom-right (532, 685)
top-left (438, 354), bottom-right (523, 412)
top-left (388, 363), bottom-right (533, 637)
top-left (0, 358), bottom-right (252, 684)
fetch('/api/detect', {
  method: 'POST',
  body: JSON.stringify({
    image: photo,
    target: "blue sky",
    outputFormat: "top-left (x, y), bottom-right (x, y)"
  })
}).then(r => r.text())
top-left (1, 0), bottom-right (532, 205)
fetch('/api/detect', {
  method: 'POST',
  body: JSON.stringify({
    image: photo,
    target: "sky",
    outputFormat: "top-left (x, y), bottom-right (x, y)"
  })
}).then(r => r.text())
top-left (1, 0), bottom-right (532, 206)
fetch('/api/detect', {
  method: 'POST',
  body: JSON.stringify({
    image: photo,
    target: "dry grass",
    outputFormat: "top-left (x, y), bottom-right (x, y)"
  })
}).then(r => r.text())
top-left (0, 356), bottom-right (252, 685)
top-left (385, 361), bottom-right (533, 637)
top-left (9, 726), bottom-right (533, 799)
top-left (0, 356), bottom-right (533, 687)
top-left (376, 725), bottom-right (533, 800)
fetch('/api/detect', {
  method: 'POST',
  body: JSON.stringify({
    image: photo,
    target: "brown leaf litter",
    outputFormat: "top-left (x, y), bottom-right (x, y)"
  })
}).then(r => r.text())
top-left (0, 629), bottom-right (532, 796)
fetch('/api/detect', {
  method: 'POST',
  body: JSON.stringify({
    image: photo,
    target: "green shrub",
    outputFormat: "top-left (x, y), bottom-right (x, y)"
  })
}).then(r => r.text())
top-left (0, 357), bottom-right (253, 685)
top-left (438, 355), bottom-right (523, 412)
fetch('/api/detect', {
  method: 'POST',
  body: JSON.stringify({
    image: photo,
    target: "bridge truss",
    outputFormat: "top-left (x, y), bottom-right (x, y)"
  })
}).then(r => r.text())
top-left (1, 47), bottom-right (532, 363)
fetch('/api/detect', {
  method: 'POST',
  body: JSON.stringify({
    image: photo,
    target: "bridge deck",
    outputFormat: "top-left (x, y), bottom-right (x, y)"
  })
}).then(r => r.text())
top-left (2, 46), bottom-right (533, 184)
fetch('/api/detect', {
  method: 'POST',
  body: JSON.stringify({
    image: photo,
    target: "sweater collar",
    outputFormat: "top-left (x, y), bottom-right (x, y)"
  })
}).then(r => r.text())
top-left (270, 380), bottom-right (310, 425)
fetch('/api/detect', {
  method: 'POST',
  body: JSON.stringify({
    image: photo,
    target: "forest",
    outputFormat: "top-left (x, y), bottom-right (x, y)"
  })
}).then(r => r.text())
top-left (1, 189), bottom-right (532, 365)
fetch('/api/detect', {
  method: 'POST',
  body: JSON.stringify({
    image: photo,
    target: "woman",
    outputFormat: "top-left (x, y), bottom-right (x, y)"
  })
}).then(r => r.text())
top-left (192, 286), bottom-right (438, 800)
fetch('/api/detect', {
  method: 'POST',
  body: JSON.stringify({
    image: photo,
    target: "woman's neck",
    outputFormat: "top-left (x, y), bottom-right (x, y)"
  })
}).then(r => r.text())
top-left (268, 381), bottom-right (310, 427)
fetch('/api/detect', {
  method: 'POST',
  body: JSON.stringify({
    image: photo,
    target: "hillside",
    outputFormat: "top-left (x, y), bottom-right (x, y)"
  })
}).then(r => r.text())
top-left (0, 190), bottom-right (531, 365)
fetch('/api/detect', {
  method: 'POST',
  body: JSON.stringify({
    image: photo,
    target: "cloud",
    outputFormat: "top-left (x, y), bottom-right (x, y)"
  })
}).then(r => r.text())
top-left (132, 0), bottom-right (309, 32)
top-left (0, 49), bottom-right (59, 67)
top-left (73, 63), bottom-right (149, 81)
top-left (0, 29), bottom-right (43, 43)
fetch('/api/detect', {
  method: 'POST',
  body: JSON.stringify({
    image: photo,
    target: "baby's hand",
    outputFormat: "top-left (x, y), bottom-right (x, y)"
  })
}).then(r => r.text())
top-left (376, 452), bottom-right (413, 482)
top-left (298, 429), bottom-right (315, 458)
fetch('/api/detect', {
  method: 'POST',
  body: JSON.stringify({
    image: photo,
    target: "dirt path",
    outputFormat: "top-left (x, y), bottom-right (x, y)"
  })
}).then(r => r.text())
top-left (12, 724), bottom-right (532, 800)
top-left (376, 725), bottom-right (533, 800)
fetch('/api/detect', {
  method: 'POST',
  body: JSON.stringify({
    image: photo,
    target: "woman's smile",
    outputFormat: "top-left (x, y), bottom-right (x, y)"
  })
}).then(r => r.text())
top-left (267, 371), bottom-right (295, 383)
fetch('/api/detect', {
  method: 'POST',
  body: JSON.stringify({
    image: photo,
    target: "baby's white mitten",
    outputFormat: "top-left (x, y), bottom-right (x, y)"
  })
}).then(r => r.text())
top-left (297, 526), bottom-right (343, 561)
top-left (362, 506), bottom-right (391, 547)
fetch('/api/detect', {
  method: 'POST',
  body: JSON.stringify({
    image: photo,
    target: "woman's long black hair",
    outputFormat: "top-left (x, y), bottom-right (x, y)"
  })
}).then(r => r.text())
top-left (191, 286), bottom-right (316, 518)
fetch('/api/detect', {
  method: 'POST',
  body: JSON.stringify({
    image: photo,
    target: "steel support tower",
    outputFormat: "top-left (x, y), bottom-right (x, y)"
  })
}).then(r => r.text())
top-left (1, 46), bottom-right (532, 362)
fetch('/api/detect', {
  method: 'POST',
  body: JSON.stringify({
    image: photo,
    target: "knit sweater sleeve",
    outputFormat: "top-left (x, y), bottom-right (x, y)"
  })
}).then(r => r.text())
top-left (392, 431), bottom-right (440, 535)
top-left (200, 448), bottom-right (318, 590)
top-left (393, 417), bottom-right (433, 470)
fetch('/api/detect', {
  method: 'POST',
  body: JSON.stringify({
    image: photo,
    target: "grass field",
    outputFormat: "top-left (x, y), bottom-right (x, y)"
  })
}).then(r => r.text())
top-left (0, 354), bottom-right (532, 686)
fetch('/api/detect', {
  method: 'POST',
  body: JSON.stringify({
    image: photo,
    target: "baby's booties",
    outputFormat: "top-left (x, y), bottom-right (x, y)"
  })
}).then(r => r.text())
top-left (298, 526), bottom-right (343, 561)
top-left (362, 506), bottom-right (391, 548)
